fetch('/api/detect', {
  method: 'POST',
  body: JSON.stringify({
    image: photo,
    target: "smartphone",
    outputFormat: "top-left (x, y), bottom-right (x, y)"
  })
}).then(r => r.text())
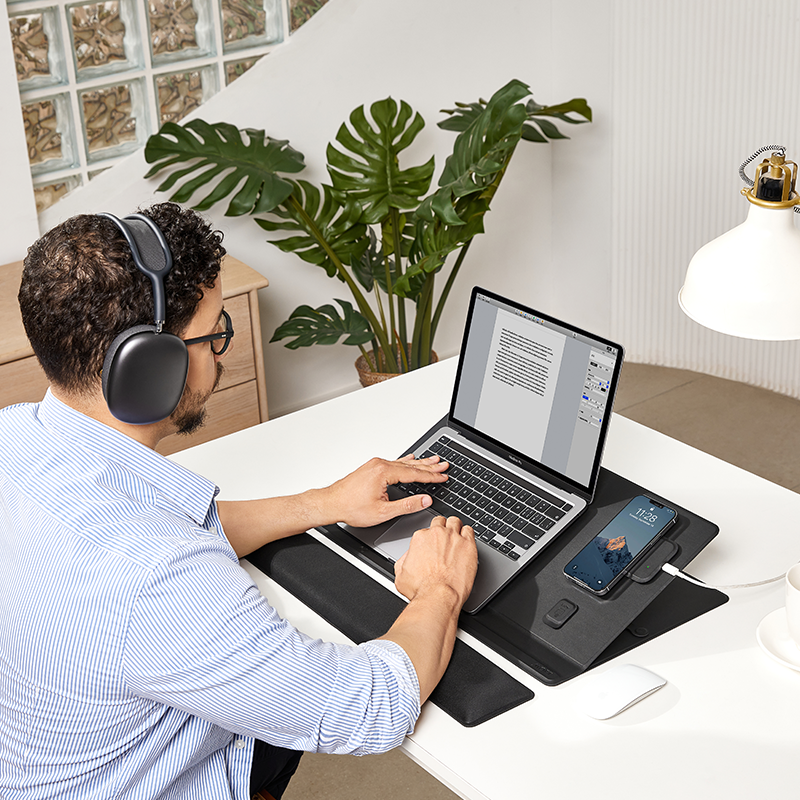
top-left (564, 496), bottom-right (677, 595)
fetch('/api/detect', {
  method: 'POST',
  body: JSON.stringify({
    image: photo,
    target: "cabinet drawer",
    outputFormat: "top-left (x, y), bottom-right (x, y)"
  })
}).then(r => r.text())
top-left (157, 380), bottom-right (260, 456)
top-left (0, 355), bottom-right (49, 407)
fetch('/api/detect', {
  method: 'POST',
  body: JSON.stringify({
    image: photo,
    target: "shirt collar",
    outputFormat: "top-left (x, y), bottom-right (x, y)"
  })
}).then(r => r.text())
top-left (37, 390), bottom-right (219, 526)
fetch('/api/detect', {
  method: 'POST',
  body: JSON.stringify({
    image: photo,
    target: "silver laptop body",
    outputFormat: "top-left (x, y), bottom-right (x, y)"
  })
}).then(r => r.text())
top-left (340, 286), bottom-right (624, 613)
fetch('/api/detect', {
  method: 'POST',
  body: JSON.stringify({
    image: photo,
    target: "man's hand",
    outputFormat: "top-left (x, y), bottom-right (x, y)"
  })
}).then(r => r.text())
top-left (379, 515), bottom-right (477, 702)
top-left (217, 454), bottom-right (451, 558)
top-left (321, 455), bottom-right (449, 528)
top-left (393, 515), bottom-right (477, 608)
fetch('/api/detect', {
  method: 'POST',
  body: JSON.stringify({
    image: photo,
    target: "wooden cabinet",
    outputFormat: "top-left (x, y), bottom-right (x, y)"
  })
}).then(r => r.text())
top-left (0, 256), bottom-right (269, 456)
top-left (0, 260), bottom-right (50, 406)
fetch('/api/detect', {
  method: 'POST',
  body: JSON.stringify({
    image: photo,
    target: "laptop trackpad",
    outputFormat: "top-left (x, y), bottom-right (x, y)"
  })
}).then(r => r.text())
top-left (374, 510), bottom-right (436, 562)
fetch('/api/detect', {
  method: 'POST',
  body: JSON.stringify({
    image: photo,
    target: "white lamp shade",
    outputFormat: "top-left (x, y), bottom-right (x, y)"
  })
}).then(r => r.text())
top-left (679, 203), bottom-right (800, 340)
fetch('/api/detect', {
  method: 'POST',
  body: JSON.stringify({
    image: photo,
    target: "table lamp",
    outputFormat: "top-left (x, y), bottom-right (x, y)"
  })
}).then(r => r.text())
top-left (679, 146), bottom-right (800, 340)
top-left (678, 147), bottom-right (800, 601)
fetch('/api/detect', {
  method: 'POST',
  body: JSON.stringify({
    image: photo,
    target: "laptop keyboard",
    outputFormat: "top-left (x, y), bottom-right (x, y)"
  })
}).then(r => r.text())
top-left (395, 436), bottom-right (574, 561)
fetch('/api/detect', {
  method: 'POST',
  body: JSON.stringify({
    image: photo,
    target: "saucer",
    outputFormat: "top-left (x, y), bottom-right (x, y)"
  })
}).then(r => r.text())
top-left (757, 608), bottom-right (800, 671)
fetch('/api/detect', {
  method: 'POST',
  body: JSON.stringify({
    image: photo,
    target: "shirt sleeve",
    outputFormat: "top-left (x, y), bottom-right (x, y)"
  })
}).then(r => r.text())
top-left (121, 537), bottom-right (421, 755)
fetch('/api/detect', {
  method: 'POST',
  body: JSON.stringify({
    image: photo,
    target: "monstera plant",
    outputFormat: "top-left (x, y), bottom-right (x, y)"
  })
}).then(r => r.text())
top-left (143, 79), bottom-right (590, 377)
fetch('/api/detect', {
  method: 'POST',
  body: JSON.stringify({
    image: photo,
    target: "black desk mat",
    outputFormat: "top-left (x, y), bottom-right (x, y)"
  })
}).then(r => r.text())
top-left (248, 534), bottom-right (535, 727)
top-left (321, 467), bottom-right (728, 686)
top-left (249, 464), bottom-right (726, 724)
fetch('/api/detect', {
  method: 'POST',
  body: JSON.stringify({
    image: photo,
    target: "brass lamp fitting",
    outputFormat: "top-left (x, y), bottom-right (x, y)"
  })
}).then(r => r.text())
top-left (742, 151), bottom-right (800, 208)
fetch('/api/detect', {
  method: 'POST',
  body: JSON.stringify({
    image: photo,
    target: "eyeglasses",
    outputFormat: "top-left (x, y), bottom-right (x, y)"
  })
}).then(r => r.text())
top-left (183, 309), bottom-right (234, 355)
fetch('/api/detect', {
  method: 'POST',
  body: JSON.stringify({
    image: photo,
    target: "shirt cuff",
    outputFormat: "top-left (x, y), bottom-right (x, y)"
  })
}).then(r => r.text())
top-left (359, 639), bottom-right (421, 733)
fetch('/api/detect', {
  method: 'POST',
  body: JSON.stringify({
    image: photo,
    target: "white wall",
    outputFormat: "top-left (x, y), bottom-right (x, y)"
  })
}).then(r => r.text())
top-left (11, 0), bottom-right (800, 417)
top-left (549, 0), bottom-right (614, 337)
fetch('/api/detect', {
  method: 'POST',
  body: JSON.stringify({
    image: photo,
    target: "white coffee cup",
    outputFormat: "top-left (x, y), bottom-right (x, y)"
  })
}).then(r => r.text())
top-left (785, 563), bottom-right (800, 648)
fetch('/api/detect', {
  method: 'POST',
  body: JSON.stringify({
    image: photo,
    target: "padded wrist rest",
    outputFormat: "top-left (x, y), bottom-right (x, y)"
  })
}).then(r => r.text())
top-left (247, 533), bottom-right (534, 727)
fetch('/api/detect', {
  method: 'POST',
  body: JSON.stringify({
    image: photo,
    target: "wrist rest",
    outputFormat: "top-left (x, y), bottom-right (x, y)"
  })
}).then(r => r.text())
top-left (247, 533), bottom-right (534, 727)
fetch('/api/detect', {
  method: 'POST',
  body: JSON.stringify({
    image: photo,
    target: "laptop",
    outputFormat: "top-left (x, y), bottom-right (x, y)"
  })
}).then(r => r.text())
top-left (337, 286), bottom-right (624, 613)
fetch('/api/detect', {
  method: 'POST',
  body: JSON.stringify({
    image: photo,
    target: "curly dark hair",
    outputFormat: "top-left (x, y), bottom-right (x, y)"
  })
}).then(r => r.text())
top-left (19, 202), bottom-right (226, 395)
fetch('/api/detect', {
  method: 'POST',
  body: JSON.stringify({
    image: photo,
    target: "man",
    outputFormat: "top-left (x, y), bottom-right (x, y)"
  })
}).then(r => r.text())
top-left (0, 203), bottom-right (477, 799)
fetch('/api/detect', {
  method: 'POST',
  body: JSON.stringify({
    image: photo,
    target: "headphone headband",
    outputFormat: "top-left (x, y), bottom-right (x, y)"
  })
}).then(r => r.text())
top-left (98, 212), bottom-right (172, 329)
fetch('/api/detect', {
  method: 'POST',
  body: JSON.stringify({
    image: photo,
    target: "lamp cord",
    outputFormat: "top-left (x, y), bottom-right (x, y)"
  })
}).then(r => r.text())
top-left (662, 561), bottom-right (786, 590)
top-left (738, 144), bottom-right (800, 214)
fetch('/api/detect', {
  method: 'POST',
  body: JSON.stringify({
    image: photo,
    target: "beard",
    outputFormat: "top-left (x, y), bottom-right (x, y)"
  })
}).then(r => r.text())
top-left (172, 362), bottom-right (225, 436)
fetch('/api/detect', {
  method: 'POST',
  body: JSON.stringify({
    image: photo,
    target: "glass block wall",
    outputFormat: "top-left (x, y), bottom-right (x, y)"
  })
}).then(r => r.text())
top-left (8, 0), bottom-right (329, 214)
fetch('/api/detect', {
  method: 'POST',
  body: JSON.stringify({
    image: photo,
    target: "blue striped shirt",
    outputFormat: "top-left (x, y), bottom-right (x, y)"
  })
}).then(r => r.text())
top-left (0, 391), bottom-right (420, 799)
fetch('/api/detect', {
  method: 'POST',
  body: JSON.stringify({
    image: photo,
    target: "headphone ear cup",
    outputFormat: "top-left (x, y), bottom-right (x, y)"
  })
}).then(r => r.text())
top-left (102, 326), bottom-right (189, 425)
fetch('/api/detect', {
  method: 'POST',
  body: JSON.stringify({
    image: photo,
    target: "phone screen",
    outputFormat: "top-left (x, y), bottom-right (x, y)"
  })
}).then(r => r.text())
top-left (564, 496), bottom-right (677, 594)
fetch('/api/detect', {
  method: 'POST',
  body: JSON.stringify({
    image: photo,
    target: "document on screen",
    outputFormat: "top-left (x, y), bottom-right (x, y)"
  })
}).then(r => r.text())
top-left (474, 309), bottom-right (565, 460)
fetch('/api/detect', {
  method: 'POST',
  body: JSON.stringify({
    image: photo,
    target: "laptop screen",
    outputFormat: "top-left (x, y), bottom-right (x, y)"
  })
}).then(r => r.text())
top-left (451, 288), bottom-right (623, 494)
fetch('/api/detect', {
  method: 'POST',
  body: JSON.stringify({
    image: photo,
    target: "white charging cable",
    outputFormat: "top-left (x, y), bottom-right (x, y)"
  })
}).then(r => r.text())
top-left (662, 562), bottom-right (786, 591)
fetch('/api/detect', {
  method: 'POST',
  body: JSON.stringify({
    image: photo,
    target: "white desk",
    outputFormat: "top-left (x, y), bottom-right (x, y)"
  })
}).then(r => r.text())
top-left (171, 358), bottom-right (800, 800)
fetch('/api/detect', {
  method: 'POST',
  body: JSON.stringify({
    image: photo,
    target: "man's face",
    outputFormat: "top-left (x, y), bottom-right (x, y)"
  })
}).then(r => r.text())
top-left (171, 278), bottom-right (231, 436)
top-left (171, 361), bottom-right (224, 435)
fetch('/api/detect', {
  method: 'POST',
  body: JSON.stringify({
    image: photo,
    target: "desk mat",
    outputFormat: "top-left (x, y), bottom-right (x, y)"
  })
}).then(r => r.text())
top-left (457, 468), bottom-right (728, 684)
top-left (248, 534), bottom-right (535, 727)
top-left (321, 465), bottom-right (728, 686)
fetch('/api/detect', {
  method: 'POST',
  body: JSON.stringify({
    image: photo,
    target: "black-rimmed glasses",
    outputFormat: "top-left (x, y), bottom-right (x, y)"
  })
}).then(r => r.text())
top-left (183, 309), bottom-right (234, 355)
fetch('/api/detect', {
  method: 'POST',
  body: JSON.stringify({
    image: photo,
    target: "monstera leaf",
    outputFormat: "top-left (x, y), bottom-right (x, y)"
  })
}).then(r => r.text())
top-left (144, 119), bottom-right (305, 215)
top-left (416, 79), bottom-right (531, 227)
top-left (395, 198), bottom-right (488, 297)
top-left (439, 93), bottom-right (592, 142)
top-left (398, 80), bottom-right (591, 365)
top-left (349, 228), bottom-right (381, 292)
top-left (350, 226), bottom-right (425, 303)
top-left (270, 300), bottom-right (372, 349)
top-left (327, 98), bottom-right (435, 225)
top-left (520, 97), bottom-right (592, 141)
top-left (254, 179), bottom-right (368, 280)
top-left (396, 81), bottom-right (532, 300)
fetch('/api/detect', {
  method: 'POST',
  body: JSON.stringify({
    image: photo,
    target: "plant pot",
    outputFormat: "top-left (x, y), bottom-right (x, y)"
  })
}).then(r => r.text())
top-left (355, 346), bottom-right (439, 387)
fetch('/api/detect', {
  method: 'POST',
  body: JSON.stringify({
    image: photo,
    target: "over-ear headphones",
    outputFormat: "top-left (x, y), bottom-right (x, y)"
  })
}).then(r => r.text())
top-left (98, 212), bottom-right (189, 425)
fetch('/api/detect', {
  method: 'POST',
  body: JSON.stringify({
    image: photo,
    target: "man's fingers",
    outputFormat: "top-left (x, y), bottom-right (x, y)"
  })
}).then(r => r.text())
top-left (396, 493), bottom-right (435, 515)
top-left (396, 454), bottom-right (446, 469)
top-left (429, 515), bottom-right (473, 538)
top-left (387, 456), bottom-right (449, 485)
top-left (449, 518), bottom-right (475, 540)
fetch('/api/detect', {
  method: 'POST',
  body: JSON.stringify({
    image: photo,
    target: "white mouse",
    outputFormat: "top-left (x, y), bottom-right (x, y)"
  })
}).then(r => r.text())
top-left (575, 663), bottom-right (666, 720)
